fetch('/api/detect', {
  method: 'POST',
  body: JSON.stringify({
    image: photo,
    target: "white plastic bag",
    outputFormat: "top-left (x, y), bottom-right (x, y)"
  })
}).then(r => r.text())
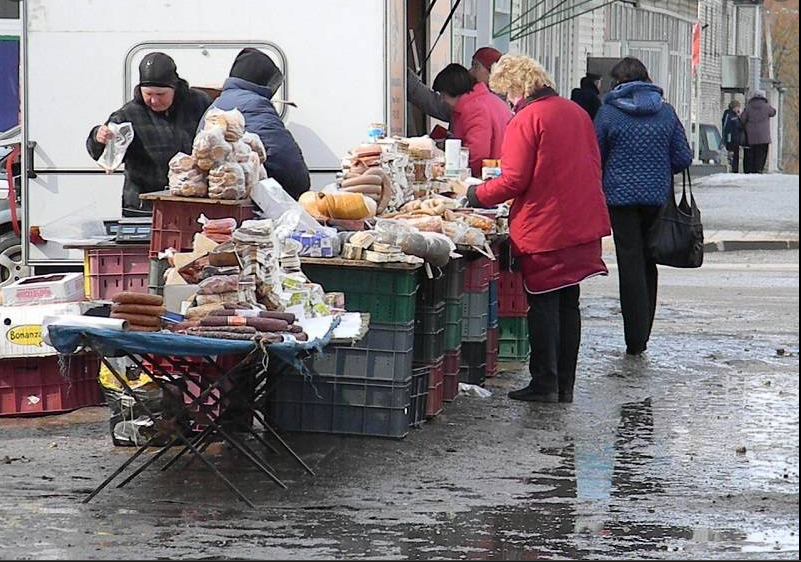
top-left (97, 122), bottom-right (134, 173)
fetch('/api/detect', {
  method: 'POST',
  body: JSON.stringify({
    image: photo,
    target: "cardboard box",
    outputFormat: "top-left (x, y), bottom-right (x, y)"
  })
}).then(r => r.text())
top-left (163, 284), bottom-right (199, 314)
top-left (2, 272), bottom-right (85, 307)
top-left (0, 302), bottom-right (95, 358)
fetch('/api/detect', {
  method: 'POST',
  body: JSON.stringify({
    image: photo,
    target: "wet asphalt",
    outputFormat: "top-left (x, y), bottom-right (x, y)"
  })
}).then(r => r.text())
top-left (0, 250), bottom-right (798, 560)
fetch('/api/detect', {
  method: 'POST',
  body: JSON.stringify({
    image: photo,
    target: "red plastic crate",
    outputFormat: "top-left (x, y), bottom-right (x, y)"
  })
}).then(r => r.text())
top-left (443, 348), bottom-right (460, 402)
top-left (499, 271), bottom-right (524, 295)
top-left (463, 256), bottom-right (492, 293)
top-left (485, 351), bottom-right (498, 378)
top-left (414, 357), bottom-right (444, 419)
top-left (149, 199), bottom-right (255, 258)
top-left (486, 327), bottom-right (499, 355)
top-left (498, 271), bottom-right (528, 317)
top-left (87, 246), bottom-right (150, 300)
top-left (490, 256), bottom-right (500, 281)
top-left (444, 347), bottom-right (461, 375)
top-left (0, 355), bottom-right (102, 417)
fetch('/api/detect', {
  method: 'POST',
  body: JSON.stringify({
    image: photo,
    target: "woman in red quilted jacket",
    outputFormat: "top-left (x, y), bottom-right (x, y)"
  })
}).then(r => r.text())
top-left (433, 63), bottom-right (511, 177)
top-left (467, 55), bottom-right (611, 403)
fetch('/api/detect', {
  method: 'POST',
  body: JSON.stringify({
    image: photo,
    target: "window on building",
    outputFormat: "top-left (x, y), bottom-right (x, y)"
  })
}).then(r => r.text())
top-left (454, 0), bottom-right (479, 67)
top-left (492, 0), bottom-right (511, 53)
top-left (0, 0), bottom-right (19, 19)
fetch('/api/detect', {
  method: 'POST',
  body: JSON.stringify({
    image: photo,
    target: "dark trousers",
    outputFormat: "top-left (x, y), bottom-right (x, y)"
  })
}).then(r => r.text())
top-left (609, 206), bottom-right (661, 354)
top-left (744, 144), bottom-right (769, 174)
top-left (727, 145), bottom-right (740, 173)
top-left (526, 285), bottom-right (581, 396)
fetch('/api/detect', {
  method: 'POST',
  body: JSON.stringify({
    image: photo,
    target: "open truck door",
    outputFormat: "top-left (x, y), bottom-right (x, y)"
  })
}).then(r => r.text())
top-left (21, 0), bottom-right (404, 268)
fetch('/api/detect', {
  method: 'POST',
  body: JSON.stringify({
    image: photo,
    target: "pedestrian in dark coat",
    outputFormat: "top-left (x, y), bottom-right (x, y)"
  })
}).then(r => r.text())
top-left (207, 48), bottom-right (310, 199)
top-left (594, 57), bottom-right (693, 356)
top-left (570, 74), bottom-right (602, 120)
top-left (721, 100), bottom-right (743, 173)
top-left (467, 55), bottom-right (611, 403)
top-left (740, 90), bottom-right (776, 174)
top-left (87, 52), bottom-right (211, 216)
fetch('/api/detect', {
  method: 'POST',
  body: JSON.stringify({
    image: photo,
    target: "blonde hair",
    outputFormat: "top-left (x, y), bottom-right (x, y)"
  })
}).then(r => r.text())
top-left (489, 55), bottom-right (555, 99)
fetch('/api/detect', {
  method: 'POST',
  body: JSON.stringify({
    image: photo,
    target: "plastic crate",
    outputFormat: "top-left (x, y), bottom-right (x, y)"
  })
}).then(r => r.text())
top-left (486, 327), bottom-right (499, 355)
top-left (1, 355), bottom-right (102, 417)
top-left (462, 314), bottom-right (488, 342)
top-left (499, 339), bottom-right (531, 361)
top-left (414, 358), bottom-right (444, 419)
top-left (459, 363), bottom-right (486, 386)
top-left (149, 199), bottom-right (255, 258)
top-left (409, 365), bottom-right (429, 427)
top-left (269, 374), bottom-right (414, 439)
top-left (85, 246), bottom-right (150, 301)
top-left (443, 348), bottom-right (460, 402)
top-left (462, 290), bottom-right (490, 318)
top-left (444, 319), bottom-right (463, 350)
top-left (343, 291), bottom-right (418, 324)
top-left (417, 271), bottom-right (446, 308)
top-left (489, 279), bottom-right (498, 306)
top-left (444, 258), bottom-right (465, 299)
top-left (415, 303), bottom-right (446, 334)
top-left (463, 256), bottom-right (492, 293)
top-left (489, 299), bottom-right (499, 326)
top-left (499, 271), bottom-right (529, 317)
top-left (311, 321), bottom-right (414, 382)
top-left (461, 341), bottom-right (487, 369)
top-left (445, 298), bottom-right (462, 323)
top-left (303, 265), bottom-right (419, 297)
top-left (485, 351), bottom-right (498, 378)
top-left (499, 316), bottom-right (528, 341)
top-left (413, 329), bottom-right (445, 363)
top-left (490, 254), bottom-right (500, 281)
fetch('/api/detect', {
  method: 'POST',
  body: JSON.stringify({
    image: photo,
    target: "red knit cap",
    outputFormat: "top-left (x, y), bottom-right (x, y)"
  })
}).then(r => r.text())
top-left (472, 47), bottom-right (503, 71)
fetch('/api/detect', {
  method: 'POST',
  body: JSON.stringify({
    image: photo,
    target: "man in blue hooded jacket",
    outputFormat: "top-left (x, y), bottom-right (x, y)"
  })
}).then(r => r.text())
top-left (207, 48), bottom-right (310, 199)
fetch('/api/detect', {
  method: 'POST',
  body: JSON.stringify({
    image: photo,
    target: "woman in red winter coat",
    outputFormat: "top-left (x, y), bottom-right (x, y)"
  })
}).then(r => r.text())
top-left (467, 55), bottom-right (611, 403)
top-left (433, 63), bottom-right (511, 177)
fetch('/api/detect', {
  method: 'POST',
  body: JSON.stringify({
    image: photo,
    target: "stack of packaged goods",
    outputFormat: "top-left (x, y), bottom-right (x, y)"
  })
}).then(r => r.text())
top-left (459, 255), bottom-right (492, 386)
top-left (442, 258), bottom-right (464, 401)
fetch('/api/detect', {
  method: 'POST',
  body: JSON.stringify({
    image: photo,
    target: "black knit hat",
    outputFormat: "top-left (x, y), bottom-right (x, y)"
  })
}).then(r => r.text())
top-left (138, 52), bottom-right (179, 88)
top-left (230, 48), bottom-right (283, 91)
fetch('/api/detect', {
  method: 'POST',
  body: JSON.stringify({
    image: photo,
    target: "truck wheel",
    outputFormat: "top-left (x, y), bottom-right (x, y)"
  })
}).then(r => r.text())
top-left (0, 232), bottom-right (29, 288)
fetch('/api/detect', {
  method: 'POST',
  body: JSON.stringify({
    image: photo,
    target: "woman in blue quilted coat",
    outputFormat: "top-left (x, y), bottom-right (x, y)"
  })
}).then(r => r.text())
top-left (595, 57), bottom-right (693, 356)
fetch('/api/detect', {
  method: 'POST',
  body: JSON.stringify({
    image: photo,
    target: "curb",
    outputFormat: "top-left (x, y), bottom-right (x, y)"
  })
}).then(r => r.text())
top-left (704, 240), bottom-right (799, 252)
top-left (603, 238), bottom-right (798, 253)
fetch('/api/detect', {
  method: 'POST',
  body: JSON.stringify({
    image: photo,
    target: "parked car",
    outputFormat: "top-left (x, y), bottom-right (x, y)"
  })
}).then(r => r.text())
top-left (0, 125), bottom-right (28, 288)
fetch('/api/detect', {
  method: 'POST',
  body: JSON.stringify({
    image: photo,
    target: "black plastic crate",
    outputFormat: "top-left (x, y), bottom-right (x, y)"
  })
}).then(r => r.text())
top-left (461, 341), bottom-right (488, 368)
top-left (269, 374), bottom-right (413, 439)
top-left (444, 258), bottom-right (465, 300)
top-left (459, 363), bottom-right (486, 386)
top-left (409, 365), bottom-right (429, 428)
top-left (417, 270), bottom-right (447, 308)
top-left (415, 303), bottom-right (446, 334)
top-left (413, 329), bottom-right (445, 363)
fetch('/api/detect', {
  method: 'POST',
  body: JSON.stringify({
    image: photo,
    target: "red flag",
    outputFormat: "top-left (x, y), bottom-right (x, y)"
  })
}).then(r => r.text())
top-left (692, 22), bottom-right (701, 72)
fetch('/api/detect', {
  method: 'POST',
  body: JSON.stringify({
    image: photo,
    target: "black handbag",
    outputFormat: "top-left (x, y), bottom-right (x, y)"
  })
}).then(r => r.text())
top-left (646, 170), bottom-right (704, 268)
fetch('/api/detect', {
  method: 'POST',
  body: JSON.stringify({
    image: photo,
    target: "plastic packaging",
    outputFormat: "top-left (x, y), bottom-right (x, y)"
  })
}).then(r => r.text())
top-left (97, 122), bottom-right (134, 173)
top-left (242, 132), bottom-right (267, 164)
top-left (208, 161), bottom-right (246, 200)
top-left (169, 153), bottom-right (208, 197)
top-left (192, 125), bottom-right (231, 170)
top-left (204, 107), bottom-right (246, 142)
top-left (197, 274), bottom-right (240, 295)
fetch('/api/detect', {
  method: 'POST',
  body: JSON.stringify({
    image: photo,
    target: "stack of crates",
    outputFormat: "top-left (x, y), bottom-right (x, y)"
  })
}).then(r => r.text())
top-left (413, 270), bottom-right (447, 419)
top-left (443, 258), bottom-right (464, 401)
top-left (460, 255), bottom-right (491, 386)
top-left (498, 252), bottom-right (531, 362)
top-left (271, 266), bottom-right (422, 438)
top-left (485, 255), bottom-right (500, 378)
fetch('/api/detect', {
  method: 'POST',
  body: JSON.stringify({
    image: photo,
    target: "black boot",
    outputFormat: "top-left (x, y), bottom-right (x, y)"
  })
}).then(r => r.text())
top-left (508, 382), bottom-right (559, 402)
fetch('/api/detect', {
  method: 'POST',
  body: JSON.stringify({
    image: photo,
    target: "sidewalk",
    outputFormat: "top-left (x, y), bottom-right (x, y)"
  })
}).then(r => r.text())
top-left (601, 230), bottom-right (800, 254)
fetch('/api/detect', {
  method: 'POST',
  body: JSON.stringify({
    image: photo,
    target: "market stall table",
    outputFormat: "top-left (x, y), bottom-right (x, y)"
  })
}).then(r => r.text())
top-left (47, 324), bottom-right (334, 507)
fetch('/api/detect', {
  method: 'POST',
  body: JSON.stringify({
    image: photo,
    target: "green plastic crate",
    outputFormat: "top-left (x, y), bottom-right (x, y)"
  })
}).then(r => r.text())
top-left (345, 291), bottom-right (418, 324)
top-left (303, 265), bottom-right (418, 296)
top-left (444, 319), bottom-right (463, 350)
top-left (499, 317), bottom-right (528, 341)
top-left (445, 298), bottom-right (462, 323)
top-left (498, 339), bottom-right (531, 361)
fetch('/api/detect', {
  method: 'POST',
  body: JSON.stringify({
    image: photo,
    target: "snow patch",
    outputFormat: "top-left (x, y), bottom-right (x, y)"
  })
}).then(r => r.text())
top-left (696, 173), bottom-right (800, 189)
